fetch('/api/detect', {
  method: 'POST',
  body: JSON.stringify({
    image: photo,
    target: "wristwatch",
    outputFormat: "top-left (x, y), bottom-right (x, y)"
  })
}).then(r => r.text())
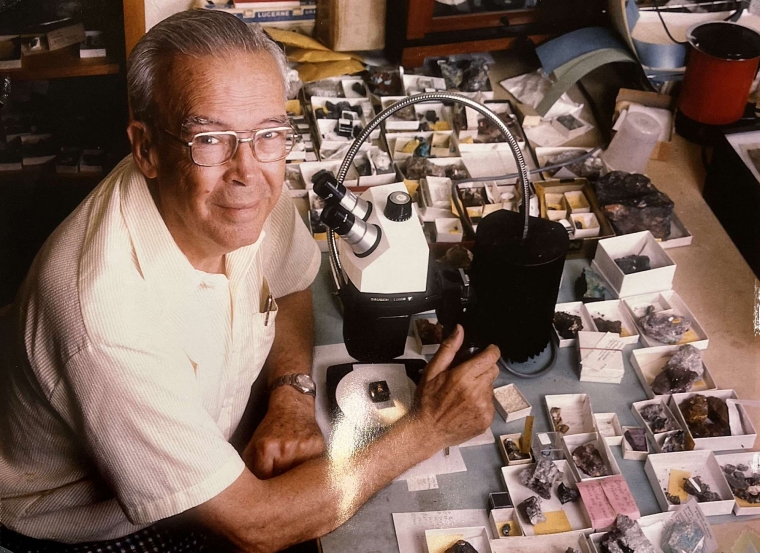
top-left (268, 373), bottom-right (317, 397)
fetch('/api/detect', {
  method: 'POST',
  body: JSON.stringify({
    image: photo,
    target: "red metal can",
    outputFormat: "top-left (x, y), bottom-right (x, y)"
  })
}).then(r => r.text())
top-left (679, 21), bottom-right (760, 126)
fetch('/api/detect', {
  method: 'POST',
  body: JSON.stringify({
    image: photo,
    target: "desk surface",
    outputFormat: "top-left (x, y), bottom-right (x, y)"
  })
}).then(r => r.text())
top-left (313, 62), bottom-right (760, 553)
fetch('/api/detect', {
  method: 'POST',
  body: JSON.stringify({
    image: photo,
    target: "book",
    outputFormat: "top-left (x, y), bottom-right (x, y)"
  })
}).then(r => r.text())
top-left (234, 1), bottom-right (300, 7)
top-left (79, 30), bottom-right (106, 58)
top-left (0, 36), bottom-right (21, 69)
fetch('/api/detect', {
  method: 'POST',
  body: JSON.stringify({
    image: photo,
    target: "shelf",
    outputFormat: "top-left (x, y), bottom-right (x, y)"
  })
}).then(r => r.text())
top-left (3, 47), bottom-right (120, 80)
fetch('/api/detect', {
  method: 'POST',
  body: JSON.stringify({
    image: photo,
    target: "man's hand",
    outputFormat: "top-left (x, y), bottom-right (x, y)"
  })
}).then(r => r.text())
top-left (243, 388), bottom-right (325, 479)
top-left (415, 325), bottom-right (500, 449)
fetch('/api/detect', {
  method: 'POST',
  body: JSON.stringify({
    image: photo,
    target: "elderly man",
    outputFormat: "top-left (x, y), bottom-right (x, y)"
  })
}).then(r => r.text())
top-left (0, 10), bottom-right (500, 553)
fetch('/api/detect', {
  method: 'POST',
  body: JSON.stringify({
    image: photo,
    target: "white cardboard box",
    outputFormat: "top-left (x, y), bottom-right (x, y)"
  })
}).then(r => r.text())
top-left (501, 460), bottom-right (592, 537)
top-left (490, 508), bottom-right (523, 538)
top-left (379, 96), bottom-right (420, 132)
top-left (499, 433), bottom-right (533, 466)
top-left (714, 451), bottom-right (760, 516)
top-left (545, 394), bottom-right (596, 436)
top-left (434, 218), bottom-right (463, 243)
top-left (630, 345), bottom-right (717, 399)
top-left (489, 531), bottom-right (592, 553)
top-left (562, 432), bottom-right (622, 481)
top-left (577, 332), bottom-right (625, 384)
top-left (593, 231), bottom-right (675, 298)
top-left (594, 413), bottom-right (623, 446)
top-left (631, 398), bottom-right (683, 448)
top-left (554, 302), bottom-right (595, 348)
top-left (584, 300), bottom-right (640, 346)
top-left (644, 451), bottom-right (735, 516)
top-left (587, 512), bottom-right (673, 553)
top-left (668, 390), bottom-right (757, 451)
top-left (570, 213), bottom-right (601, 239)
top-left (624, 291), bottom-right (709, 349)
top-left (533, 432), bottom-right (566, 462)
top-left (494, 384), bottom-right (532, 423)
top-left (621, 426), bottom-right (651, 461)
top-left (413, 317), bottom-right (442, 356)
top-left (298, 160), bottom-right (359, 189)
top-left (425, 526), bottom-right (492, 553)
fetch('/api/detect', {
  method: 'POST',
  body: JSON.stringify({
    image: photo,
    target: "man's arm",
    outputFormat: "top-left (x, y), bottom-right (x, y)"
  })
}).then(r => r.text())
top-left (190, 327), bottom-right (500, 553)
top-left (243, 288), bottom-right (324, 479)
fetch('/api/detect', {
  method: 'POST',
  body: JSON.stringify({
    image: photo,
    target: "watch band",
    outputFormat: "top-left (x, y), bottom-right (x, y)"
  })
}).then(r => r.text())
top-left (268, 373), bottom-right (316, 397)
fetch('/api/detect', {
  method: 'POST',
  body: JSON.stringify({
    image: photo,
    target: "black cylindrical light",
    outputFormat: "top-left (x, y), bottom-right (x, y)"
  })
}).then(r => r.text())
top-left (470, 210), bottom-right (569, 363)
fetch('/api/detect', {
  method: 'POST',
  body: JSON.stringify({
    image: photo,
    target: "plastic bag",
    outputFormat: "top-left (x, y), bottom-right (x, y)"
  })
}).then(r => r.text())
top-left (661, 499), bottom-right (717, 553)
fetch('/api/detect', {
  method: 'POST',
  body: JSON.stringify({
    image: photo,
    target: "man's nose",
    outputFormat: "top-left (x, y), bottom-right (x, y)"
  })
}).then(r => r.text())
top-left (229, 138), bottom-right (260, 184)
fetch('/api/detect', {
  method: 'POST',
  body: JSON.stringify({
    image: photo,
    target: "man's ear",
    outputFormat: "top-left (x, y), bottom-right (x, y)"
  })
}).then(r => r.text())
top-left (127, 121), bottom-right (158, 179)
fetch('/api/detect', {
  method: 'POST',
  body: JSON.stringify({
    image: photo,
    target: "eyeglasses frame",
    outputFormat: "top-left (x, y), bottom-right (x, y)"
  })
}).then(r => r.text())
top-left (161, 125), bottom-right (298, 167)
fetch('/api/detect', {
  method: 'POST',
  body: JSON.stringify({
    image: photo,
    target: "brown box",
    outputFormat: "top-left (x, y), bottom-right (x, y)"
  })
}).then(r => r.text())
top-left (534, 179), bottom-right (615, 259)
top-left (315, 0), bottom-right (385, 52)
top-left (613, 88), bottom-right (675, 162)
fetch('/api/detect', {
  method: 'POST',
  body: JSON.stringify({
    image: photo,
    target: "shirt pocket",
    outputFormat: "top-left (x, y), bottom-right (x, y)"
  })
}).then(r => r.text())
top-left (250, 277), bottom-right (278, 372)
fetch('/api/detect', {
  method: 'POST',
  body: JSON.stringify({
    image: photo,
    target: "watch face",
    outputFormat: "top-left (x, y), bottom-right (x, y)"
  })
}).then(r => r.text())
top-left (294, 373), bottom-right (316, 393)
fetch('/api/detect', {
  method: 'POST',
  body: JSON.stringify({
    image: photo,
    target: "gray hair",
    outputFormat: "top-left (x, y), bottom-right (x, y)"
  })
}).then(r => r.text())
top-left (127, 9), bottom-right (288, 123)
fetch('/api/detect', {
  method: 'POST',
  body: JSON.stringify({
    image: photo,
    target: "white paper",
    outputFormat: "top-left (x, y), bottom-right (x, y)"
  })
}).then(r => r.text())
top-left (394, 446), bottom-right (467, 482)
top-left (407, 475), bottom-right (439, 491)
top-left (579, 332), bottom-right (625, 375)
top-left (459, 427), bottom-right (495, 448)
top-left (499, 69), bottom-right (583, 119)
top-left (524, 121), bottom-right (571, 147)
top-left (392, 509), bottom-right (491, 553)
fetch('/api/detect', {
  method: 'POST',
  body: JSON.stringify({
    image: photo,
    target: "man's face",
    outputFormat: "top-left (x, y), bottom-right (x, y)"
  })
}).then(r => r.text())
top-left (150, 51), bottom-right (287, 259)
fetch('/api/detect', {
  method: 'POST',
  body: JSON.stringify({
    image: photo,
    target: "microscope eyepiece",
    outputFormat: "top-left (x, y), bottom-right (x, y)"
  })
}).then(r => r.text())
top-left (312, 169), bottom-right (371, 221)
top-left (321, 204), bottom-right (381, 258)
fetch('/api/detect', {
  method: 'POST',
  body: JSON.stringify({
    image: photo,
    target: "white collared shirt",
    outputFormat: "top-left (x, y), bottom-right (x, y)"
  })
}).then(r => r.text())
top-left (0, 156), bottom-right (320, 542)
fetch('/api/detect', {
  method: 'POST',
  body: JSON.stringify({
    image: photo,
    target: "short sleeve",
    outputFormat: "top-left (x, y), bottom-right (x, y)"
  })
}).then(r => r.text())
top-left (262, 188), bottom-right (321, 298)
top-left (53, 341), bottom-right (246, 525)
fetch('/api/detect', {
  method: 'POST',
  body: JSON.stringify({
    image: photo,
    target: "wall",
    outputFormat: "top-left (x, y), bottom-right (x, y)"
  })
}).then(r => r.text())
top-left (144, 0), bottom-right (191, 30)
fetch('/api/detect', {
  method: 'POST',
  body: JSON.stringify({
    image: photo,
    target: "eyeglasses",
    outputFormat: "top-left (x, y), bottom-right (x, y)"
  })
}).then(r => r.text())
top-left (161, 126), bottom-right (297, 167)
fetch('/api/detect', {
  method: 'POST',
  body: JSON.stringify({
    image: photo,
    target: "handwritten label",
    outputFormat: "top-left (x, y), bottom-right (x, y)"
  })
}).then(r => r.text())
top-left (577, 480), bottom-right (617, 529)
top-left (601, 475), bottom-right (640, 519)
top-left (407, 475), bottom-right (439, 491)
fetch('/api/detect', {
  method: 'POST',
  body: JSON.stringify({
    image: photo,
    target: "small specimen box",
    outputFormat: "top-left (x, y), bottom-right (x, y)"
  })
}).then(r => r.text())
top-left (425, 526), bottom-right (492, 553)
top-left (553, 302), bottom-right (595, 348)
top-left (545, 394), bottom-right (596, 436)
top-left (490, 507), bottom-right (523, 538)
top-left (623, 291), bottom-right (709, 349)
top-left (562, 432), bottom-right (622, 482)
top-left (494, 383), bottom-right (532, 422)
top-left (593, 413), bottom-right (623, 446)
top-left (621, 426), bottom-right (651, 461)
top-left (630, 345), bottom-right (717, 399)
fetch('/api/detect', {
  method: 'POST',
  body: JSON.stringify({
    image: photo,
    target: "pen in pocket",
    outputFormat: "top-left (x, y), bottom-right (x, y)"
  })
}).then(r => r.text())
top-left (264, 294), bottom-right (273, 326)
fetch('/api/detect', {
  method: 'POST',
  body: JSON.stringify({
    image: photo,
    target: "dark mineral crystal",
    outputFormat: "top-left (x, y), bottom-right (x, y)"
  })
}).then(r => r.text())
top-left (663, 521), bottom-right (705, 553)
top-left (501, 523), bottom-right (511, 537)
top-left (594, 317), bottom-right (623, 334)
top-left (351, 82), bottom-right (367, 96)
top-left (639, 306), bottom-right (692, 345)
top-left (661, 430), bottom-right (690, 453)
top-left (722, 464), bottom-right (760, 504)
top-left (505, 438), bottom-right (530, 462)
top-left (572, 442), bottom-right (609, 478)
top-left (624, 428), bottom-right (648, 452)
top-left (615, 254), bottom-right (651, 274)
top-left (416, 319), bottom-right (443, 346)
top-left (557, 482), bottom-right (580, 504)
top-left (599, 515), bottom-right (656, 553)
top-left (365, 66), bottom-right (402, 96)
top-left (681, 395), bottom-right (731, 438)
top-left (520, 496), bottom-right (546, 525)
top-left (550, 407), bottom-right (570, 434)
top-left (462, 58), bottom-right (490, 92)
top-left (404, 156), bottom-right (445, 180)
top-left (707, 396), bottom-right (730, 428)
top-left (575, 267), bottom-right (609, 303)
top-left (519, 459), bottom-right (561, 499)
top-left (547, 150), bottom-right (605, 180)
top-left (651, 345), bottom-right (703, 394)
top-left (665, 492), bottom-right (681, 505)
top-left (438, 59), bottom-right (464, 89)
top-left (594, 171), bottom-right (674, 239)
top-left (640, 403), bottom-right (677, 433)
top-left (444, 540), bottom-right (478, 553)
top-left (553, 311), bottom-right (583, 339)
top-left (441, 244), bottom-right (473, 270)
top-left (368, 381), bottom-right (390, 403)
top-left (683, 476), bottom-right (721, 502)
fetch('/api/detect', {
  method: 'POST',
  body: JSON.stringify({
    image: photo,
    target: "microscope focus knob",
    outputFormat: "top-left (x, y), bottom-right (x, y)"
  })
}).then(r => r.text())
top-left (383, 191), bottom-right (412, 222)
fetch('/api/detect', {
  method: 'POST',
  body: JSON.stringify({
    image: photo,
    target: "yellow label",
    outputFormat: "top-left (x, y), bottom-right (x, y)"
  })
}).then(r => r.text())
top-left (496, 520), bottom-right (520, 537)
top-left (620, 328), bottom-right (631, 337)
top-left (401, 139), bottom-right (420, 154)
top-left (432, 121), bottom-right (452, 131)
top-left (460, 135), bottom-right (474, 144)
top-left (521, 417), bottom-right (534, 454)
top-left (533, 510), bottom-right (572, 535)
top-left (427, 534), bottom-right (464, 553)
top-left (677, 329), bottom-right (700, 345)
top-left (668, 469), bottom-right (691, 503)
top-left (404, 180), bottom-right (419, 197)
top-left (735, 496), bottom-right (756, 508)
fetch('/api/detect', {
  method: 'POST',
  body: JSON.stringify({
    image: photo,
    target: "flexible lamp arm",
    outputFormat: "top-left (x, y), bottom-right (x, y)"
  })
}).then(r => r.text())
top-left (328, 92), bottom-right (532, 290)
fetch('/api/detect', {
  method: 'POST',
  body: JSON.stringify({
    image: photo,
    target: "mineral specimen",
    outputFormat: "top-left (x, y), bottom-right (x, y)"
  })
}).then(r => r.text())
top-left (546, 150), bottom-right (605, 180)
top-left (501, 523), bottom-right (512, 537)
top-left (566, 548), bottom-right (581, 553)
top-left (651, 345), bottom-right (704, 395)
top-left (368, 381), bottom-right (390, 403)
top-left (550, 407), bottom-right (570, 434)
top-left (351, 82), bottom-right (367, 97)
top-left (365, 66), bottom-right (402, 96)
top-left (594, 317), bottom-right (623, 334)
top-left (520, 496), bottom-right (546, 525)
top-left (722, 463), bottom-right (760, 504)
top-left (640, 403), bottom-right (677, 433)
top-left (665, 492), bottom-right (681, 505)
top-left (681, 395), bottom-right (708, 424)
top-left (519, 459), bottom-right (561, 499)
top-left (615, 254), bottom-right (651, 274)
top-left (639, 306), bottom-right (692, 344)
top-left (572, 442), bottom-right (609, 478)
top-left (661, 430), bottom-right (691, 453)
top-left (415, 319), bottom-right (443, 346)
top-left (594, 171), bottom-right (674, 239)
top-left (624, 428), bottom-right (648, 452)
top-left (505, 438), bottom-right (530, 462)
top-left (557, 482), bottom-right (580, 504)
top-left (575, 267), bottom-right (609, 303)
top-left (707, 396), bottom-right (730, 428)
top-left (404, 157), bottom-right (445, 180)
top-left (462, 58), bottom-right (490, 92)
top-left (315, 100), bottom-right (363, 120)
top-left (438, 59), bottom-right (464, 89)
top-left (599, 515), bottom-right (656, 553)
top-left (553, 311), bottom-right (583, 339)
top-left (444, 540), bottom-right (478, 553)
top-left (663, 521), bottom-right (705, 553)
top-left (441, 244), bottom-right (473, 270)
top-left (683, 476), bottom-right (721, 503)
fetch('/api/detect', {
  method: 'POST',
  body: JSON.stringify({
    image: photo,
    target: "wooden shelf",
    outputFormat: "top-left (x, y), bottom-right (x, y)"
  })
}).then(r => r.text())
top-left (3, 47), bottom-right (120, 81)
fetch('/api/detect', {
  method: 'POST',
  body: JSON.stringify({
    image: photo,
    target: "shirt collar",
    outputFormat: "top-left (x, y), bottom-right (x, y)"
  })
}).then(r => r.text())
top-left (120, 157), bottom-right (264, 296)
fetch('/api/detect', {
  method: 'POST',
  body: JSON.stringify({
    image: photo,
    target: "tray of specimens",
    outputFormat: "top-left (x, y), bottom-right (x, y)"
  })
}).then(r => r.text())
top-left (714, 451), bottom-right (760, 515)
top-left (490, 508), bottom-right (524, 539)
top-left (545, 394), bottom-right (596, 436)
top-left (631, 398), bottom-right (688, 454)
top-left (489, 530), bottom-right (592, 553)
top-left (587, 512), bottom-right (673, 553)
top-left (630, 345), bottom-right (718, 399)
top-left (623, 291), bottom-right (709, 350)
top-left (501, 459), bottom-right (591, 537)
top-left (644, 451), bottom-right (735, 516)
